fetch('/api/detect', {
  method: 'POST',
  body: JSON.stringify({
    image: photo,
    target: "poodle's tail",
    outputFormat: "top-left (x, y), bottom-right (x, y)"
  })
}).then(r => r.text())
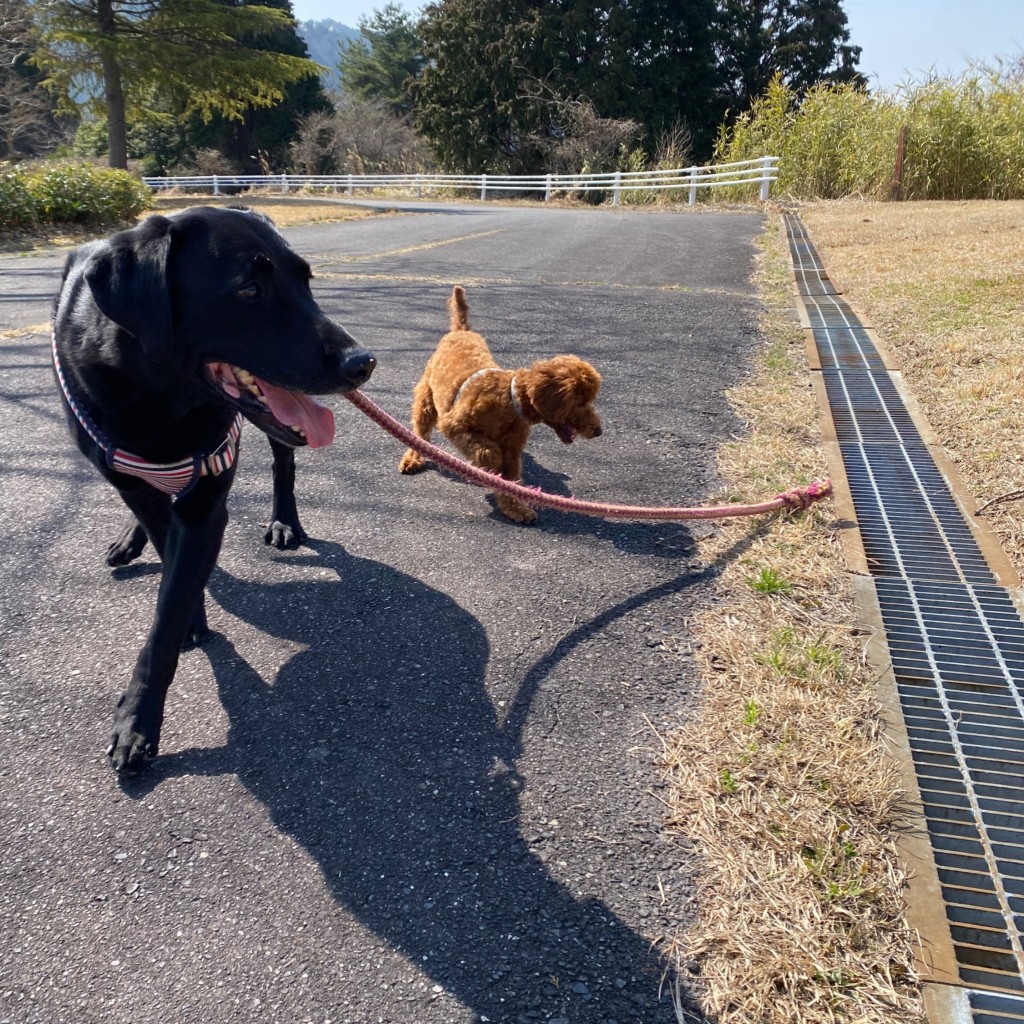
top-left (448, 285), bottom-right (470, 332)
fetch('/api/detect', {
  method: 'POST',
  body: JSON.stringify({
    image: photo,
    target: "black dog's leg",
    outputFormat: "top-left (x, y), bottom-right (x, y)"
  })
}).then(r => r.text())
top-left (264, 438), bottom-right (307, 549)
top-left (108, 489), bottom-right (230, 774)
top-left (111, 486), bottom-right (209, 648)
top-left (106, 515), bottom-right (150, 566)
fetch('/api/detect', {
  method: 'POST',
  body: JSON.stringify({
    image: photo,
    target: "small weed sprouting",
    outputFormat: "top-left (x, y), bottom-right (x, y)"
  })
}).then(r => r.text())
top-left (719, 768), bottom-right (739, 793)
top-left (806, 636), bottom-right (845, 677)
top-left (756, 626), bottom-right (801, 677)
top-left (763, 338), bottom-right (794, 372)
top-left (747, 566), bottom-right (793, 596)
top-left (757, 627), bottom-right (850, 686)
top-left (816, 967), bottom-right (858, 991)
top-left (802, 845), bottom-right (824, 870)
top-left (742, 699), bottom-right (761, 726)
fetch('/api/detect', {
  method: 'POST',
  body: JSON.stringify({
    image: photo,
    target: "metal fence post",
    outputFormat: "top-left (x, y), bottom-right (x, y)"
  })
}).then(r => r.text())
top-left (347, 175), bottom-right (354, 196)
top-left (416, 173), bottom-right (422, 199)
top-left (760, 156), bottom-right (772, 201)
top-left (480, 174), bottom-right (487, 201)
top-left (212, 175), bottom-right (219, 196)
top-left (612, 171), bottom-right (621, 206)
top-left (281, 174), bottom-right (288, 195)
top-left (688, 166), bottom-right (698, 206)
top-left (544, 175), bottom-right (552, 202)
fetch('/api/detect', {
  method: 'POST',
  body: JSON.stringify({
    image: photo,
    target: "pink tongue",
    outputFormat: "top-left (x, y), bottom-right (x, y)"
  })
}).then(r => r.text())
top-left (257, 378), bottom-right (336, 447)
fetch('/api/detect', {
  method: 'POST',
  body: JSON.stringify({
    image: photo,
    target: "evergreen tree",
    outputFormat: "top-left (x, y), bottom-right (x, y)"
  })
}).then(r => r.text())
top-left (715, 0), bottom-right (863, 114)
top-left (412, 0), bottom-right (562, 173)
top-left (338, 2), bottom-right (425, 119)
top-left (185, 0), bottom-right (331, 171)
top-left (412, 0), bottom-right (863, 172)
top-left (554, 0), bottom-right (721, 160)
top-left (32, 0), bottom-right (322, 168)
top-left (412, 0), bottom-right (722, 170)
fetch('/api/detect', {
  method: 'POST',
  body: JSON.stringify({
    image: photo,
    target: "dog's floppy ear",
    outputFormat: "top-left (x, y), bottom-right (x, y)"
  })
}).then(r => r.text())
top-left (84, 215), bottom-right (175, 356)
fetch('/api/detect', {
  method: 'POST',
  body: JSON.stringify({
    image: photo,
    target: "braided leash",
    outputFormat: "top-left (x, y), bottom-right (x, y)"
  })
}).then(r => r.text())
top-left (345, 388), bottom-right (832, 521)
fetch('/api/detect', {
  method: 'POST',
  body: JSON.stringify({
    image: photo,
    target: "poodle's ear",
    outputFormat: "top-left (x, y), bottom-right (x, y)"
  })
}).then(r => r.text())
top-left (523, 357), bottom-right (586, 420)
top-left (547, 356), bottom-right (601, 402)
top-left (569, 358), bottom-right (601, 402)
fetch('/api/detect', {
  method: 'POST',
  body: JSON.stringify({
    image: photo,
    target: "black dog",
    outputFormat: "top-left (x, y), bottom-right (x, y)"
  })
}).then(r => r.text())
top-left (52, 205), bottom-right (375, 775)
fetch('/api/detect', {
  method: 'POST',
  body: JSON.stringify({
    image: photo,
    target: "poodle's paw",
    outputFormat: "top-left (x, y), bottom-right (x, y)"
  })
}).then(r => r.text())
top-left (399, 449), bottom-right (427, 474)
top-left (497, 496), bottom-right (537, 525)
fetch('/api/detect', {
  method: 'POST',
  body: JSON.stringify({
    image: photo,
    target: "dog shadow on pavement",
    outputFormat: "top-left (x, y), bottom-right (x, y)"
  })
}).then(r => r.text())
top-left (126, 538), bottom-right (706, 1024)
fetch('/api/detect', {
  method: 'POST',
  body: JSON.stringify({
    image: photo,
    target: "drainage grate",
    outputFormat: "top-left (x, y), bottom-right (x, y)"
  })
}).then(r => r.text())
top-left (787, 214), bottom-right (1024, 1020)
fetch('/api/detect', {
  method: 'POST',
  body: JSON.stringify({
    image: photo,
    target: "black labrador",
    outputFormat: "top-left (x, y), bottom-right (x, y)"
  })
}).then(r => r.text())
top-left (52, 205), bottom-right (375, 775)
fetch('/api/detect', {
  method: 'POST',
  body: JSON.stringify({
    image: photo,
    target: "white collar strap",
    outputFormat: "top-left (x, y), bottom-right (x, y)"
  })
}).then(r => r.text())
top-left (510, 373), bottom-right (525, 419)
top-left (452, 366), bottom-right (525, 420)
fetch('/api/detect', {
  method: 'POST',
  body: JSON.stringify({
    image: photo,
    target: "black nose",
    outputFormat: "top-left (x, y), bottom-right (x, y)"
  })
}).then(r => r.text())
top-left (592, 425), bottom-right (602, 437)
top-left (342, 350), bottom-right (376, 387)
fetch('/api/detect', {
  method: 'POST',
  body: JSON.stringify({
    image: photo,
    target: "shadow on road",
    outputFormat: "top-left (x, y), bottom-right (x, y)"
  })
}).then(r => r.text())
top-left (121, 538), bottom-right (708, 1022)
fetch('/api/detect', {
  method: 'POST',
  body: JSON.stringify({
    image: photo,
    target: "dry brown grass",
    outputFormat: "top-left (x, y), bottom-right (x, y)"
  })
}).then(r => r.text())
top-left (0, 193), bottom-right (382, 254)
top-left (148, 192), bottom-right (384, 227)
top-left (660, 212), bottom-right (926, 1024)
top-left (799, 199), bottom-right (1024, 574)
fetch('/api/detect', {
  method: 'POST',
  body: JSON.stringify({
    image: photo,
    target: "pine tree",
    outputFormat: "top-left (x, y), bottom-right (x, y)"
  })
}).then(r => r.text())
top-left (33, 0), bottom-right (322, 167)
top-left (338, 2), bottom-right (425, 119)
top-left (185, 0), bottom-right (331, 171)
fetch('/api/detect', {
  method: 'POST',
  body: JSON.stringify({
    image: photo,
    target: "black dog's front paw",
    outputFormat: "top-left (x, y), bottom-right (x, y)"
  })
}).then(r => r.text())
top-left (182, 605), bottom-right (210, 650)
top-left (264, 519), bottom-right (308, 549)
top-left (106, 520), bottom-right (149, 566)
top-left (107, 702), bottom-right (162, 775)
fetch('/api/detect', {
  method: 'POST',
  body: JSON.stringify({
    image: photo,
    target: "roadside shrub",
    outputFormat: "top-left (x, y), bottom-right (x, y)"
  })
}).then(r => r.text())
top-left (0, 164), bottom-right (35, 231)
top-left (0, 162), bottom-right (151, 232)
top-left (618, 146), bottom-right (657, 206)
top-left (290, 96), bottom-right (431, 176)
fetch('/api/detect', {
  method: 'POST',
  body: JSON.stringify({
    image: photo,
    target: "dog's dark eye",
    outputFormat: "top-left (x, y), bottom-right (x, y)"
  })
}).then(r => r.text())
top-left (236, 283), bottom-right (260, 300)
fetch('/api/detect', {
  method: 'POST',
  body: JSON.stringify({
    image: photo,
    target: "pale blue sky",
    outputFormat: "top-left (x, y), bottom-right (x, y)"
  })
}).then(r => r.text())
top-left (291, 0), bottom-right (1024, 93)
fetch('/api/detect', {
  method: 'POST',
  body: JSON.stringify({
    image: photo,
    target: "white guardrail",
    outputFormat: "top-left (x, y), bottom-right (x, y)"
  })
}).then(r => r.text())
top-left (142, 156), bottom-right (779, 206)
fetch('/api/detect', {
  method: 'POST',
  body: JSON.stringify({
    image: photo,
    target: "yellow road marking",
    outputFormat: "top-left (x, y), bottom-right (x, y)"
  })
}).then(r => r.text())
top-left (0, 323), bottom-right (50, 339)
top-left (313, 270), bottom-right (752, 299)
top-left (310, 228), bottom-right (505, 265)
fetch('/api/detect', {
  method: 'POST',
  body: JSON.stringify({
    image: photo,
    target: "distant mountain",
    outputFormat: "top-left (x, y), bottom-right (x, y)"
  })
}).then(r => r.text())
top-left (298, 18), bottom-right (361, 90)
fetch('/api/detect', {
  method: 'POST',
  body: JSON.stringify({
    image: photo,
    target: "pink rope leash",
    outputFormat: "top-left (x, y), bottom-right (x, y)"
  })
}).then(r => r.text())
top-left (345, 388), bottom-right (832, 522)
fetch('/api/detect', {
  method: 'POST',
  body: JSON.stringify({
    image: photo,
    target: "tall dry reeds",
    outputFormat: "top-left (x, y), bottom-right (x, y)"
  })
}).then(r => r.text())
top-left (713, 64), bottom-right (1024, 201)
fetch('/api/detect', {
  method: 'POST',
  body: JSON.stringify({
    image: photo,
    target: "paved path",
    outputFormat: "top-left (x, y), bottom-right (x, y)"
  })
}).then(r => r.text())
top-left (0, 203), bottom-right (766, 1024)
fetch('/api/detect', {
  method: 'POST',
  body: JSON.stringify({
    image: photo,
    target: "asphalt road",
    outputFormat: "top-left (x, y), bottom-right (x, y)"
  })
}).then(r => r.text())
top-left (0, 201), bottom-right (767, 1024)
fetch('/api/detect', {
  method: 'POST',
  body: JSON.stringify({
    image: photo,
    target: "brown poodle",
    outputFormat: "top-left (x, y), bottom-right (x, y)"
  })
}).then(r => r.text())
top-left (398, 285), bottom-right (603, 523)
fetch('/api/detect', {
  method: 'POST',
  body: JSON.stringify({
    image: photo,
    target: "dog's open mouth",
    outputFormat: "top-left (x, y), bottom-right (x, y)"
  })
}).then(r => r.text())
top-left (207, 362), bottom-right (335, 448)
top-left (554, 424), bottom-right (577, 444)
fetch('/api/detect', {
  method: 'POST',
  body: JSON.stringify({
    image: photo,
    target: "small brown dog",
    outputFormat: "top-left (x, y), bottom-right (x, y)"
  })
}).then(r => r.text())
top-left (398, 285), bottom-right (603, 523)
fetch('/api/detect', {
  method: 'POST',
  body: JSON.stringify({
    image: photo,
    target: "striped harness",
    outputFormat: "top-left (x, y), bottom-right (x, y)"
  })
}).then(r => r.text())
top-left (52, 335), bottom-right (242, 499)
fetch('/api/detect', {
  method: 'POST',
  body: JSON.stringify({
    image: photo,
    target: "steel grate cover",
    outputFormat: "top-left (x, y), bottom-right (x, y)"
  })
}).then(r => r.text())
top-left (786, 214), bottom-right (1024, 1021)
